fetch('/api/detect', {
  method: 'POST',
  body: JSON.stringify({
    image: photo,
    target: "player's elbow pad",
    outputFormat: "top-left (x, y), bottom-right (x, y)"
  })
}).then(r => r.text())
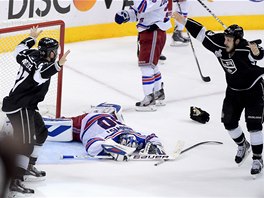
top-left (185, 19), bottom-right (204, 39)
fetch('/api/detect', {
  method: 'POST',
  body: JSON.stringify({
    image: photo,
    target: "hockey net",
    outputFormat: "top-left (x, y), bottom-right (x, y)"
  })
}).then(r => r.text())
top-left (0, 20), bottom-right (65, 127)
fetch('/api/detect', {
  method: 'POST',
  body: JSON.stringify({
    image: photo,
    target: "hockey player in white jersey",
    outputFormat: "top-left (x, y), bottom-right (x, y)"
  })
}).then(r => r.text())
top-left (115, 0), bottom-right (172, 111)
top-left (69, 103), bottom-right (166, 160)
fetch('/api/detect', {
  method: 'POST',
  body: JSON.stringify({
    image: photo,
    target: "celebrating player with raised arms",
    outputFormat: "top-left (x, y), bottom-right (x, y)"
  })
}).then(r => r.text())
top-left (1, 26), bottom-right (70, 197)
top-left (172, 12), bottom-right (264, 177)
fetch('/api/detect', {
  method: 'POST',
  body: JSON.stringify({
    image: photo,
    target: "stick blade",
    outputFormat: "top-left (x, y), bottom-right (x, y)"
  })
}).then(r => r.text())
top-left (203, 76), bottom-right (211, 82)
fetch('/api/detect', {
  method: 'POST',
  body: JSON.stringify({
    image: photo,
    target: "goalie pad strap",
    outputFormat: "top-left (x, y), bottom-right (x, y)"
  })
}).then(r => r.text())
top-left (102, 139), bottom-right (136, 155)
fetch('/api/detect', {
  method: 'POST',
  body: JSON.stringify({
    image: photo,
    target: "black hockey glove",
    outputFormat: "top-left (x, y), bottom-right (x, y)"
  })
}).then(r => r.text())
top-left (190, 106), bottom-right (210, 124)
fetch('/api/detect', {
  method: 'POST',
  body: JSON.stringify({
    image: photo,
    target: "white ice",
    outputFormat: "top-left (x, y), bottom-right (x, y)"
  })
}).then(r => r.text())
top-left (34, 30), bottom-right (264, 198)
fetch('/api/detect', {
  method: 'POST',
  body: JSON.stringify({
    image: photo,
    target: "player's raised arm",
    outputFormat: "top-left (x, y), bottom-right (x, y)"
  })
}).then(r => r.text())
top-left (29, 26), bottom-right (43, 40)
top-left (59, 50), bottom-right (71, 66)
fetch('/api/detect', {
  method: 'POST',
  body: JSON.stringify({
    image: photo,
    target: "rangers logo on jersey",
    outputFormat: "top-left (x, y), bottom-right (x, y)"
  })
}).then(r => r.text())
top-left (220, 59), bottom-right (237, 74)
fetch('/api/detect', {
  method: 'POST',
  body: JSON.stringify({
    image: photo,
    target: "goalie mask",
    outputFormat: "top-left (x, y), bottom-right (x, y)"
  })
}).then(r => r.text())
top-left (90, 103), bottom-right (124, 124)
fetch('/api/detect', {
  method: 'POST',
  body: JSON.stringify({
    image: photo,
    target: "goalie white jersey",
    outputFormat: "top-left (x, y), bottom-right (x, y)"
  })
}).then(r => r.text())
top-left (79, 113), bottom-right (160, 157)
top-left (127, 0), bottom-right (172, 32)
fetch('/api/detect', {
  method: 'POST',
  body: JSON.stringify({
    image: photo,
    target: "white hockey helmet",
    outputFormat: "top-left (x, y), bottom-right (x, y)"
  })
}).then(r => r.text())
top-left (90, 103), bottom-right (124, 123)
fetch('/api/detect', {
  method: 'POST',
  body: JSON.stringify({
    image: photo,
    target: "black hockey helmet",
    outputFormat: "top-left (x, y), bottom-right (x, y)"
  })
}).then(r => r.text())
top-left (224, 24), bottom-right (244, 40)
top-left (38, 37), bottom-right (59, 59)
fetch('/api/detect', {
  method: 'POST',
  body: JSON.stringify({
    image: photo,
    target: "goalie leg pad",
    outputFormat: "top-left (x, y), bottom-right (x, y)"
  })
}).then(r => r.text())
top-left (43, 117), bottom-right (73, 142)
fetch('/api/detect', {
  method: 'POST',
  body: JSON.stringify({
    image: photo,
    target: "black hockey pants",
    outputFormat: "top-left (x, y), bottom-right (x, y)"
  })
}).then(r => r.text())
top-left (221, 80), bottom-right (264, 131)
top-left (7, 108), bottom-right (48, 178)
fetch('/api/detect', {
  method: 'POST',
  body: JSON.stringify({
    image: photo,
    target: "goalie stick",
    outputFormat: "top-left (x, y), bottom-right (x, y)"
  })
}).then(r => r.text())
top-left (61, 140), bottom-right (185, 161)
top-left (154, 140), bottom-right (223, 166)
top-left (62, 154), bottom-right (178, 160)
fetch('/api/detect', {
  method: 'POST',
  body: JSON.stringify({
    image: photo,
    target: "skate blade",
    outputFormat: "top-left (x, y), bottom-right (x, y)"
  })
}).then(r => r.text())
top-left (252, 171), bottom-right (263, 180)
top-left (135, 105), bottom-right (157, 112)
top-left (23, 175), bottom-right (46, 182)
top-left (158, 60), bottom-right (165, 65)
top-left (237, 148), bottom-right (251, 167)
top-left (8, 191), bottom-right (34, 198)
top-left (156, 100), bottom-right (166, 106)
top-left (170, 41), bottom-right (189, 47)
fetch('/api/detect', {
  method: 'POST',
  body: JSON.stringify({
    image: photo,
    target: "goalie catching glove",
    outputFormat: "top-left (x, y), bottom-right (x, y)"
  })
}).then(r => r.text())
top-left (190, 106), bottom-right (210, 124)
top-left (102, 135), bottom-right (139, 161)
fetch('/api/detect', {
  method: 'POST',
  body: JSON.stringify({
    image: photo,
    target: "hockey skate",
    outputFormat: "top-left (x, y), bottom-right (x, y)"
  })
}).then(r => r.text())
top-left (235, 141), bottom-right (251, 166)
top-left (251, 158), bottom-right (263, 178)
top-left (23, 164), bottom-right (46, 182)
top-left (8, 179), bottom-right (34, 198)
top-left (170, 30), bottom-right (190, 47)
top-left (135, 93), bottom-right (157, 112)
top-left (154, 83), bottom-right (165, 106)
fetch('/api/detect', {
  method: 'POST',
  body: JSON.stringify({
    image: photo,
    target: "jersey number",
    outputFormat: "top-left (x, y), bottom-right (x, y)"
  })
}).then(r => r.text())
top-left (97, 117), bottom-right (120, 130)
top-left (11, 66), bottom-right (29, 92)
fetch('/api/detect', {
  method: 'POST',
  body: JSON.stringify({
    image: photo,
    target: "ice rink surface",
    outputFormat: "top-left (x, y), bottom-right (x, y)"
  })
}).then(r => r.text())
top-left (33, 30), bottom-right (264, 197)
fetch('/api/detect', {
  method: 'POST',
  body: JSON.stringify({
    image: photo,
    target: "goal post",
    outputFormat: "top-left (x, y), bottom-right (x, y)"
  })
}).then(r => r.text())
top-left (0, 20), bottom-right (65, 126)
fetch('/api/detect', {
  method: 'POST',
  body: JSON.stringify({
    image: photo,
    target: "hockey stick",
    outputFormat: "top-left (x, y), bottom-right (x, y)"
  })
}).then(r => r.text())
top-left (61, 140), bottom-right (185, 161)
top-left (122, 0), bottom-right (133, 10)
top-left (154, 140), bottom-right (223, 166)
top-left (195, 1), bottom-right (263, 46)
top-left (62, 153), bottom-right (179, 161)
top-left (176, 2), bottom-right (211, 82)
top-left (250, 39), bottom-right (262, 45)
top-left (197, 0), bottom-right (227, 29)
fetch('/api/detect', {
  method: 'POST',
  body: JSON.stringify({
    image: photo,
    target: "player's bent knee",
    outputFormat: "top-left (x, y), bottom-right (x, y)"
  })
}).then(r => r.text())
top-left (38, 127), bottom-right (48, 144)
top-left (247, 122), bottom-right (262, 132)
top-left (223, 122), bottom-right (239, 131)
top-left (18, 144), bottom-right (34, 156)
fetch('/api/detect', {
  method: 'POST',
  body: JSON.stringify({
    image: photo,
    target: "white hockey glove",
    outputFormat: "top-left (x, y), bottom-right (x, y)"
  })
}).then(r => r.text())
top-left (140, 142), bottom-right (166, 155)
top-left (119, 134), bottom-right (138, 149)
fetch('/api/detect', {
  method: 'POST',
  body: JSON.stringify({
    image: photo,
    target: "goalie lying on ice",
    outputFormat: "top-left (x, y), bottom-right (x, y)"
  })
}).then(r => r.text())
top-left (70, 103), bottom-right (166, 160)
top-left (1, 103), bottom-right (166, 161)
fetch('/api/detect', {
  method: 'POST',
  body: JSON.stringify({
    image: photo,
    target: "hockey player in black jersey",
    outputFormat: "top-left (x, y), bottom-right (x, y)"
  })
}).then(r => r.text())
top-left (1, 26), bottom-right (70, 196)
top-left (172, 12), bottom-right (263, 177)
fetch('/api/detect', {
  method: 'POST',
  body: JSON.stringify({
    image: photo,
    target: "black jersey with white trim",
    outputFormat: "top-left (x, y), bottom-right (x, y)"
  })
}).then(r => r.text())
top-left (185, 18), bottom-right (264, 90)
top-left (2, 37), bottom-right (61, 113)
